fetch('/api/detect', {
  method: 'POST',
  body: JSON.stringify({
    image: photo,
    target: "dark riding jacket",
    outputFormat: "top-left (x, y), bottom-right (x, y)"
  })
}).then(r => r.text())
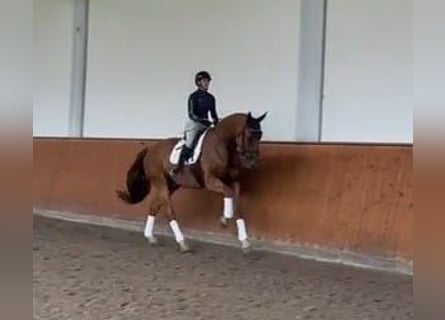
top-left (188, 89), bottom-right (219, 126)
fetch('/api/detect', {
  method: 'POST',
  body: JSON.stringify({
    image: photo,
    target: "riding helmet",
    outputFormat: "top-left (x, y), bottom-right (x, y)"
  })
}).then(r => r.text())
top-left (195, 71), bottom-right (212, 85)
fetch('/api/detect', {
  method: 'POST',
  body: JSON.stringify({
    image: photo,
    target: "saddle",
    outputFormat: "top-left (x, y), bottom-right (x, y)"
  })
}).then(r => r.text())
top-left (169, 129), bottom-right (209, 166)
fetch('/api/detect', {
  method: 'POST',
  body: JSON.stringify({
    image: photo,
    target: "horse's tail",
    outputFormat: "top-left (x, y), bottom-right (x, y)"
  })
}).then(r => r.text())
top-left (116, 147), bottom-right (150, 204)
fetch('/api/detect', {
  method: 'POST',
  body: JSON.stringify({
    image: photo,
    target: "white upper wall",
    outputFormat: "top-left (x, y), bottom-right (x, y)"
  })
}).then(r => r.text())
top-left (322, 0), bottom-right (413, 143)
top-left (33, 0), bottom-right (74, 136)
top-left (33, 0), bottom-right (414, 144)
top-left (83, 0), bottom-right (301, 140)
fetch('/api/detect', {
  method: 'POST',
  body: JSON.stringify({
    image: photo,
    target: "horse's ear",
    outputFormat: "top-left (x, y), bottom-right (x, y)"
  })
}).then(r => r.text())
top-left (256, 112), bottom-right (268, 122)
top-left (247, 111), bottom-right (253, 120)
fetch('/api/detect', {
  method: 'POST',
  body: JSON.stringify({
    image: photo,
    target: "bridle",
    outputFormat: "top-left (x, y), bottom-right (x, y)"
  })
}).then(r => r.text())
top-left (236, 126), bottom-right (262, 160)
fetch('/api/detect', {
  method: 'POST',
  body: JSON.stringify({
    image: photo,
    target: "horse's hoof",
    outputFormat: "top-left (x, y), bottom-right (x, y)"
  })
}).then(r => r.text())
top-left (179, 241), bottom-right (192, 253)
top-left (147, 236), bottom-right (159, 246)
top-left (241, 240), bottom-right (251, 254)
top-left (220, 217), bottom-right (228, 228)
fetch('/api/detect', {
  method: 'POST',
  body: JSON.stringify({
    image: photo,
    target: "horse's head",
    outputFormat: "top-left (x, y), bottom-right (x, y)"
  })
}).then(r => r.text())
top-left (235, 112), bottom-right (267, 169)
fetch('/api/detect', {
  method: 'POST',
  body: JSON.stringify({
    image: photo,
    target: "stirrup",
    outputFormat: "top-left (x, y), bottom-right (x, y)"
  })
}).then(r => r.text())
top-left (170, 161), bottom-right (185, 176)
top-left (169, 167), bottom-right (180, 176)
top-left (170, 162), bottom-right (183, 175)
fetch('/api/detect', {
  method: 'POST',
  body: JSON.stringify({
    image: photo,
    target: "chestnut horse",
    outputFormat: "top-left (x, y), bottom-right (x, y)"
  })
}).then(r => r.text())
top-left (117, 112), bottom-right (267, 252)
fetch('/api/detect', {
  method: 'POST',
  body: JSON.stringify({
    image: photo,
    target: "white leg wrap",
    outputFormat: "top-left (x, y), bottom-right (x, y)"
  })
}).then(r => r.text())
top-left (144, 215), bottom-right (155, 239)
top-left (169, 220), bottom-right (185, 243)
top-left (223, 197), bottom-right (234, 219)
top-left (236, 218), bottom-right (248, 242)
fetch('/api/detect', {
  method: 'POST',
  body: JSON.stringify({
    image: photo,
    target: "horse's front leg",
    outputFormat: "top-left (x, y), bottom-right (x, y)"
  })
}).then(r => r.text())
top-left (204, 174), bottom-right (234, 224)
top-left (205, 176), bottom-right (251, 253)
top-left (219, 180), bottom-right (239, 227)
top-left (220, 180), bottom-right (237, 228)
top-left (231, 181), bottom-right (251, 253)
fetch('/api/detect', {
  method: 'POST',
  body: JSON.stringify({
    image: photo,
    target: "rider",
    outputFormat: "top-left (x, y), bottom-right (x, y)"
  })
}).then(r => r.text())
top-left (172, 71), bottom-right (219, 174)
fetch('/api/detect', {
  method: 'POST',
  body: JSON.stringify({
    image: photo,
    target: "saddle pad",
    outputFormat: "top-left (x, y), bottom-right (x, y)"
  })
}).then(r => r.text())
top-left (169, 130), bottom-right (208, 165)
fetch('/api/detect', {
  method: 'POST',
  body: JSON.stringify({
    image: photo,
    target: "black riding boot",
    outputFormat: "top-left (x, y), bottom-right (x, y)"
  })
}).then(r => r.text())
top-left (171, 146), bottom-right (192, 175)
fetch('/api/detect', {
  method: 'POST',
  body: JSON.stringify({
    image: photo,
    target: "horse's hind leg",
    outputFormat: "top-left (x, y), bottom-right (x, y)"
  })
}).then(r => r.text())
top-left (143, 199), bottom-right (161, 246)
top-left (161, 199), bottom-right (192, 253)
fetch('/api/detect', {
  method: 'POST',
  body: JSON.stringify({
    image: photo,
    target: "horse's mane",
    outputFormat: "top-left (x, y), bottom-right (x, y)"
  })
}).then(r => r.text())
top-left (215, 113), bottom-right (248, 134)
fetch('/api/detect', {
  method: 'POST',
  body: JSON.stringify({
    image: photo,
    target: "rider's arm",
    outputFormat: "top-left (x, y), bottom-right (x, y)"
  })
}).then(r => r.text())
top-left (209, 95), bottom-right (219, 124)
top-left (188, 94), bottom-right (200, 122)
